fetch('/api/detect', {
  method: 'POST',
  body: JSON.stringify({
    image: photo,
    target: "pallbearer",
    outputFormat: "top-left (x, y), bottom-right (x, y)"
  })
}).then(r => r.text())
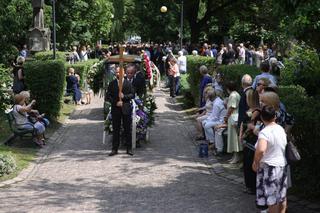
top-left (106, 47), bottom-right (135, 156)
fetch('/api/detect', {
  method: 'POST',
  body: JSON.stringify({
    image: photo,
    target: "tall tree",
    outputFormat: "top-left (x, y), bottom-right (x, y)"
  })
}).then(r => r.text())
top-left (111, 0), bottom-right (125, 42)
top-left (0, 0), bottom-right (32, 64)
top-left (53, 0), bottom-right (113, 49)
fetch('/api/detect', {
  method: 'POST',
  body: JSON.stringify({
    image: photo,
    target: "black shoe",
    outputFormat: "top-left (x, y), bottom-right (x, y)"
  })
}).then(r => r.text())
top-left (195, 136), bottom-right (205, 141)
top-left (136, 141), bottom-right (142, 148)
top-left (109, 150), bottom-right (118, 156)
top-left (215, 152), bottom-right (223, 157)
top-left (126, 149), bottom-right (133, 156)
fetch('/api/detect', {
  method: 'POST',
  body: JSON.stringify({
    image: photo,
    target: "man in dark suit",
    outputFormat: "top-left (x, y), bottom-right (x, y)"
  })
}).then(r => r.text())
top-left (106, 67), bottom-right (135, 156)
top-left (238, 74), bottom-right (253, 130)
top-left (126, 63), bottom-right (146, 98)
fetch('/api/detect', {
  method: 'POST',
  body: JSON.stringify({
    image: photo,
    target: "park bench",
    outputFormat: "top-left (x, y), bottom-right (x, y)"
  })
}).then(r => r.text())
top-left (4, 110), bottom-right (36, 145)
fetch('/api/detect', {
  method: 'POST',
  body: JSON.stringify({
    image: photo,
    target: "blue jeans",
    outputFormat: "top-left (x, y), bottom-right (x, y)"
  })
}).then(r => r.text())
top-left (175, 76), bottom-right (180, 96)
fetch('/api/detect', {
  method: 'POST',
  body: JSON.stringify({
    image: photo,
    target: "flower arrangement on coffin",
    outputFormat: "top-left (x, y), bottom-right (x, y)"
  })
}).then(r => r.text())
top-left (142, 52), bottom-right (152, 79)
top-left (104, 107), bottom-right (113, 134)
top-left (134, 99), bottom-right (149, 141)
top-left (143, 94), bottom-right (157, 127)
top-left (104, 96), bottom-right (156, 140)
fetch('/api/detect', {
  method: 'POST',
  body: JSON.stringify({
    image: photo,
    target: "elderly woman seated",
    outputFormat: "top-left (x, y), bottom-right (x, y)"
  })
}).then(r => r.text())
top-left (12, 93), bottom-right (49, 147)
top-left (195, 86), bottom-right (215, 140)
top-left (201, 89), bottom-right (225, 151)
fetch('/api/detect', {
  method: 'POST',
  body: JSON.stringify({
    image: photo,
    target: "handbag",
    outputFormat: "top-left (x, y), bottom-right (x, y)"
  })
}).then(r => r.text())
top-left (286, 140), bottom-right (301, 164)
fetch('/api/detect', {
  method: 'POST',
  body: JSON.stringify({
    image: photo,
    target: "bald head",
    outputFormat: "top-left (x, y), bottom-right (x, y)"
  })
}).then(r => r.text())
top-left (241, 74), bottom-right (252, 88)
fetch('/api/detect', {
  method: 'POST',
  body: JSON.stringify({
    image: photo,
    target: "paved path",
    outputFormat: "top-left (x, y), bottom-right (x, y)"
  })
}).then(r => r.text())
top-left (0, 90), bottom-right (265, 212)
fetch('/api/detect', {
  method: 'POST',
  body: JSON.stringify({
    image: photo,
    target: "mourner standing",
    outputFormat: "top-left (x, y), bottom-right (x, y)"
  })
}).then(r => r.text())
top-left (107, 67), bottom-right (135, 156)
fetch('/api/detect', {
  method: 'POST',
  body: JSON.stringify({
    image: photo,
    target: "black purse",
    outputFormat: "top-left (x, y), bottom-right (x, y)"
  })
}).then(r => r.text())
top-left (286, 140), bottom-right (301, 164)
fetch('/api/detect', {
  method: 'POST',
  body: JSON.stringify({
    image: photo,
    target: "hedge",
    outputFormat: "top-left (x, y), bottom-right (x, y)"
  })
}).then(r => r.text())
top-left (280, 43), bottom-right (320, 96)
top-left (217, 64), bottom-right (260, 91)
top-left (278, 85), bottom-right (320, 198)
top-left (185, 59), bottom-right (260, 106)
top-left (65, 59), bottom-right (98, 88)
top-left (0, 153), bottom-right (16, 177)
top-left (34, 51), bottom-right (67, 61)
top-left (24, 60), bottom-right (66, 119)
top-left (0, 64), bottom-right (12, 113)
top-left (186, 56), bottom-right (215, 106)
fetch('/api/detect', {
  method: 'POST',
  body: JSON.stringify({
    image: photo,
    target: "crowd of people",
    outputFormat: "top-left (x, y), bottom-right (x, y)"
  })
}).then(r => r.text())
top-left (12, 40), bottom-right (290, 212)
top-left (195, 59), bottom-right (292, 213)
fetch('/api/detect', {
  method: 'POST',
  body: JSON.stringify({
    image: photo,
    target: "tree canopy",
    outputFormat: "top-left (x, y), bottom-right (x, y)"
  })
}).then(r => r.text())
top-left (0, 0), bottom-right (319, 65)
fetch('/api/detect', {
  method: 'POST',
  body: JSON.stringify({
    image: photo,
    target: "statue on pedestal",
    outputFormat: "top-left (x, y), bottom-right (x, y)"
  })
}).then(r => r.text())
top-left (29, 0), bottom-right (50, 52)
top-left (32, 0), bottom-right (45, 29)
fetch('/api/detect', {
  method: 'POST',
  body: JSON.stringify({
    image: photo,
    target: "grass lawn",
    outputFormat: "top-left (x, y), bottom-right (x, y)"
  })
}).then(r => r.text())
top-left (0, 102), bottom-right (75, 182)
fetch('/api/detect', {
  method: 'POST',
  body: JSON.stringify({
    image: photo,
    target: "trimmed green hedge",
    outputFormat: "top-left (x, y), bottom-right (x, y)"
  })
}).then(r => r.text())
top-left (279, 85), bottom-right (320, 198)
top-left (65, 59), bottom-right (98, 88)
top-left (0, 64), bottom-right (12, 113)
top-left (217, 64), bottom-right (260, 91)
top-left (280, 44), bottom-right (320, 96)
top-left (34, 51), bottom-right (67, 61)
top-left (0, 153), bottom-right (16, 177)
top-left (24, 60), bottom-right (66, 119)
top-left (186, 56), bottom-right (215, 105)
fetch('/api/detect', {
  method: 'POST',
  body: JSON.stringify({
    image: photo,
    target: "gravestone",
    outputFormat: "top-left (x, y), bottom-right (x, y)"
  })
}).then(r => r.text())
top-left (28, 0), bottom-right (50, 52)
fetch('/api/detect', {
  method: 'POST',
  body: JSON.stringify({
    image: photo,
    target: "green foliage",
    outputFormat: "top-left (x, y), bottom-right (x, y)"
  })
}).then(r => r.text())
top-left (24, 60), bottom-right (66, 119)
top-left (55, 0), bottom-right (113, 49)
top-left (87, 60), bottom-right (116, 95)
top-left (0, 153), bottom-right (16, 177)
top-left (144, 94), bottom-right (157, 127)
top-left (186, 56), bottom-right (215, 106)
top-left (34, 51), bottom-right (67, 61)
top-left (0, 65), bottom-right (13, 113)
top-left (275, 0), bottom-right (320, 49)
top-left (217, 64), bottom-right (260, 90)
top-left (128, 0), bottom-right (180, 42)
top-left (0, 0), bottom-right (32, 64)
top-left (111, 0), bottom-right (125, 42)
top-left (65, 59), bottom-right (98, 88)
top-left (278, 85), bottom-right (320, 198)
top-left (281, 43), bottom-right (320, 96)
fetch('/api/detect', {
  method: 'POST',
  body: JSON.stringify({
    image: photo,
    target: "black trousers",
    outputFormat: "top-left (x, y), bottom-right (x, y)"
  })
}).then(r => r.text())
top-left (111, 108), bottom-right (132, 151)
top-left (243, 146), bottom-right (256, 191)
top-left (168, 75), bottom-right (176, 97)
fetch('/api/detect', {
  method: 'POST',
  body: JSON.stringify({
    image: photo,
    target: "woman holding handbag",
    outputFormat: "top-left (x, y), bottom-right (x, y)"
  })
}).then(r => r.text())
top-left (252, 105), bottom-right (288, 213)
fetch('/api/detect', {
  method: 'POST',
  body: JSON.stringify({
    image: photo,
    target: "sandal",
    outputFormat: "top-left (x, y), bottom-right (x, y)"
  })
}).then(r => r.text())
top-left (33, 139), bottom-right (44, 148)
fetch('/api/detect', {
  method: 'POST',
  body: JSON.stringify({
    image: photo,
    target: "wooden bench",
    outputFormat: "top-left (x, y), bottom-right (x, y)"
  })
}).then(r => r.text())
top-left (4, 110), bottom-right (36, 145)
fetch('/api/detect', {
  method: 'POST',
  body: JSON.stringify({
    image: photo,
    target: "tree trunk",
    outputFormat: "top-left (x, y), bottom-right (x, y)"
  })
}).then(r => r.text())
top-left (185, 0), bottom-right (200, 44)
top-left (190, 23), bottom-right (200, 44)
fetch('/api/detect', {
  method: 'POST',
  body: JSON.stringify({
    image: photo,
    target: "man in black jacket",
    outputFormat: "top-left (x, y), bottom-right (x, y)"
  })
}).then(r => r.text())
top-left (106, 67), bottom-right (135, 156)
top-left (126, 64), bottom-right (146, 98)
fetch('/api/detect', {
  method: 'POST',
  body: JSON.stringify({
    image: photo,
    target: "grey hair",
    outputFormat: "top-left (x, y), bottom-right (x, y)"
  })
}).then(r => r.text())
top-left (19, 90), bottom-right (30, 100)
top-left (206, 88), bottom-right (216, 101)
top-left (199, 65), bottom-right (208, 74)
top-left (241, 74), bottom-right (252, 86)
top-left (16, 56), bottom-right (25, 65)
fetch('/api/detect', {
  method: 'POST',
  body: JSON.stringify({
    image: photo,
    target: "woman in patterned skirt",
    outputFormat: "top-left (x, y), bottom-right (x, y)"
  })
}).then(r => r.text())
top-left (252, 105), bottom-right (288, 213)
